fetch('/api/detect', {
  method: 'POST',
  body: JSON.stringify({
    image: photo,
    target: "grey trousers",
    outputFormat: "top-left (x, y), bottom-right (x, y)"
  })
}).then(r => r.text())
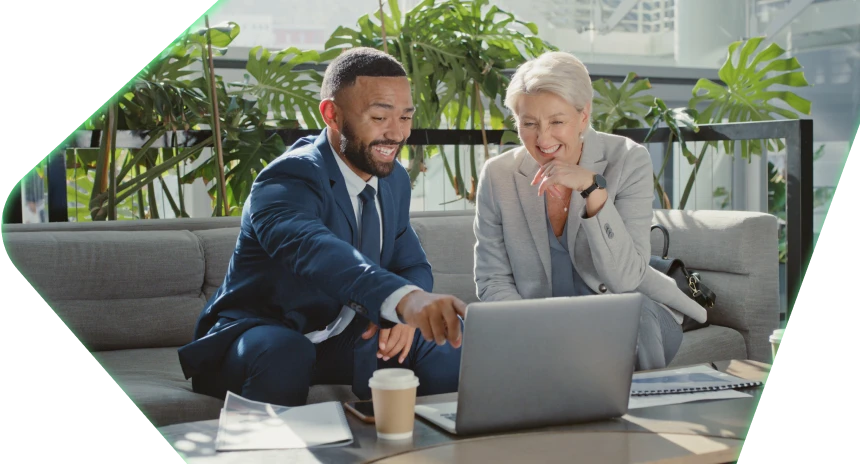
top-left (635, 297), bottom-right (683, 371)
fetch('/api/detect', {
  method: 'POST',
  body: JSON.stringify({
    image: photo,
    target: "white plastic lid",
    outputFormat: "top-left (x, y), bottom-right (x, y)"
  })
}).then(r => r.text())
top-left (368, 368), bottom-right (420, 390)
top-left (770, 329), bottom-right (784, 342)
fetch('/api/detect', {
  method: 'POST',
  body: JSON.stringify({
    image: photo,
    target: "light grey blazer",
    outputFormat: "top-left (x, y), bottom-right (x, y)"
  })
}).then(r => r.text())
top-left (472, 126), bottom-right (707, 324)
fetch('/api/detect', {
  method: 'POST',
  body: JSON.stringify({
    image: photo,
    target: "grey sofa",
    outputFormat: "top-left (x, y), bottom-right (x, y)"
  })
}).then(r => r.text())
top-left (1, 208), bottom-right (779, 428)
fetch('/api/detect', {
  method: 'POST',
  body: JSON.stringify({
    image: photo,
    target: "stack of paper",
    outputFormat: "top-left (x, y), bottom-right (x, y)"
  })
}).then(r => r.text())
top-left (215, 391), bottom-right (354, 451)
top-left (626, 365), bottom-right (758, 410)
top-left (630, 364), bottom-right (762, 396)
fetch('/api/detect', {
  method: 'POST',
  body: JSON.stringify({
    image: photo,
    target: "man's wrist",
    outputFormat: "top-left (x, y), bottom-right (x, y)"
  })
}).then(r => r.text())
top-left (395, 288), bottom-right (423, 318)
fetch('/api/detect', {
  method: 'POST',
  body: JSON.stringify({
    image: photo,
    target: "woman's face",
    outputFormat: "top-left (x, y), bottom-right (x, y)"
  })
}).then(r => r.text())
top-left (515, 91), bottom-right (590, 166)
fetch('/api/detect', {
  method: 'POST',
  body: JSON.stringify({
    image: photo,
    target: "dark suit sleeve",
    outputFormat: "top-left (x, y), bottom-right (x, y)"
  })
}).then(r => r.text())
top-left (248, 156), bottom-right (414, 326)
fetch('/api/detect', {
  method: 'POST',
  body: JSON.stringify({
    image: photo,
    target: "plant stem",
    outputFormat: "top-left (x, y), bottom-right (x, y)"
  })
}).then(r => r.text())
top-left (108, 136), bottom-right (213, 205)
top-left (678, 143), bottom-right (711, 209)
top-left (107, 105), bottom-right (118, 221)
top-left (135, 164), bottom-right (145, 219)
top-left (205, 15), bottom-right (229, 217)
top-left (378, 0), bottom-right (389, 54)
top-left (146, 158), bottom-right (160, 219)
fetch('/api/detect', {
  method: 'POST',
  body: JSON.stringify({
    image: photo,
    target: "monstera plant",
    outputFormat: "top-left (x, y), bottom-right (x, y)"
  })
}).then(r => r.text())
top-left (327, 0), bottom-right (556, 200)
top-left (67, 3), bottom-right (816, 226)
top-left (73, 19), bottom-right (332, 220)
top-left (590, 36), bottom-right (812, 213)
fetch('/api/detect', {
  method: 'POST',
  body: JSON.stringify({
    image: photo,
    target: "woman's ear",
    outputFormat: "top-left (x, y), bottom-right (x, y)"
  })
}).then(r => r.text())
top-left (581, 102), bottom-right (592, 128)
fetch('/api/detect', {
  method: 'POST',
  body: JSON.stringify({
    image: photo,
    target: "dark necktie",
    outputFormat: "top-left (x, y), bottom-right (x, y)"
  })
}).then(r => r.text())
top-left (358, 185), bottom-right (381, 264)
top-left (353, 184), bottom-right (380, 399)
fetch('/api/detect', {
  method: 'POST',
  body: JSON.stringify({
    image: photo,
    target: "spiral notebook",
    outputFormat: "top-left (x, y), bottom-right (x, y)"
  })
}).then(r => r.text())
top-left (630, 364), bottom-right (762, 396)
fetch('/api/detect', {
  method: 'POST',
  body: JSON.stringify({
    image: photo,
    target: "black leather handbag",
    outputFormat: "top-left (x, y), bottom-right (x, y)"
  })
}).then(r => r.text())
top-left (649, 224), bottom-right (716, 332)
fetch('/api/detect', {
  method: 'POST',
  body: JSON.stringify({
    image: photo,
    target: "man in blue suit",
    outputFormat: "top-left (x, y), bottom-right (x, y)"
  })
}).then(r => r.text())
top-left (178, 47), bottom-right (466, 407)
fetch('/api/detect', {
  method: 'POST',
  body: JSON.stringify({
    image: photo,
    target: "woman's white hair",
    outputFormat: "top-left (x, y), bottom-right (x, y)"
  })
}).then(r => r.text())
top-left (504, 51), bottom-right (593, 119)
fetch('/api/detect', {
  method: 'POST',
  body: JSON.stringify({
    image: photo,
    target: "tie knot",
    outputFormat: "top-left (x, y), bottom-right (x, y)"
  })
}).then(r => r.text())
top-left (358, 185), bottom-right (376, 204)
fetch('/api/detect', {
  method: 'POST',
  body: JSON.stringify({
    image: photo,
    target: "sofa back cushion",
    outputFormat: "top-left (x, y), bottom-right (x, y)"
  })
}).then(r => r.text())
top-left (4, 230), bottom-right (207, 351)
top-left (409, 213), bottom-right (480, 304)
top-left (2, 208), bottom-right (779, 361)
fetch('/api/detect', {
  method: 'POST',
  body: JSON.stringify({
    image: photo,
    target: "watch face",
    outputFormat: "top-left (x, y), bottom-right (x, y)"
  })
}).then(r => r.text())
top-left (594, 174), bottom-right (607, 189)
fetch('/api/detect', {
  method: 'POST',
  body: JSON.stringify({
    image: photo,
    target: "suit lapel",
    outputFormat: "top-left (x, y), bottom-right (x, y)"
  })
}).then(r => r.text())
top-left (317, 129), bottom-right (358, 245)
top-left (567, 127), bottom-right (608, 257)
top-left (514, 150), bottom-right (552, 285)
top-left (378, 179), bottom-right (396, 266)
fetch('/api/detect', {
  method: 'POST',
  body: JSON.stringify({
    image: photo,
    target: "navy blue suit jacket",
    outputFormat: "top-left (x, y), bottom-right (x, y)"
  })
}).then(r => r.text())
top-left (177, 128), bottom-right (433, 380)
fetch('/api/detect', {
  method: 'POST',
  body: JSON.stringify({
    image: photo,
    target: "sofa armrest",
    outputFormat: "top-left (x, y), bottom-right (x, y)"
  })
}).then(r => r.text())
top-left (652, 209), bottom-right (780, 362)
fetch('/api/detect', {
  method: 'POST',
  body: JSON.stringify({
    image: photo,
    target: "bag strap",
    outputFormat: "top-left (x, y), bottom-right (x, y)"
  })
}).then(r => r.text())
top-left (650, 224), bottom-right (669, 259)
top-left (650, 224), bottom-right (716, 309)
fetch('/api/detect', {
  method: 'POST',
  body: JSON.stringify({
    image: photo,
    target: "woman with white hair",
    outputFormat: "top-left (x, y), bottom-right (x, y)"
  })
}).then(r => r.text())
top-left (472, 51), bottom-right (706, 369)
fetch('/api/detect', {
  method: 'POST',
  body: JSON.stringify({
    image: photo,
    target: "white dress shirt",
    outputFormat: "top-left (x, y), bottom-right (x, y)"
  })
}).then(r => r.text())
top-left (304, 141), bottom-right (421, 344)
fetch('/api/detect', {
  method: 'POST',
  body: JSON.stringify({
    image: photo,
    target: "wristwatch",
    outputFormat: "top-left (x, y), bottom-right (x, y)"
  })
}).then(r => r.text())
top-left (581, 174), bottom-right (606, 198)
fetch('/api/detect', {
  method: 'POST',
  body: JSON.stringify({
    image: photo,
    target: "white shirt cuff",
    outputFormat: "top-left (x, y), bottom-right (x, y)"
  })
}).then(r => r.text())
top-left (380, 285), bottom-right (422, 324)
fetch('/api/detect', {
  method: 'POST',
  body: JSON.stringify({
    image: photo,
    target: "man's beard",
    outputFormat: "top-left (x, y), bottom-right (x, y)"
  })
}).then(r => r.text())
top-left (339, 121), bottom-right (403, 178)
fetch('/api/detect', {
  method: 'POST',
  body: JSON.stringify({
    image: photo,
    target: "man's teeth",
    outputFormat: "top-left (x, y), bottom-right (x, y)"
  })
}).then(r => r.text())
top-left (376, 147), bottom-right (395, 156)
top-left (539, 145), bottom-right (560, 154)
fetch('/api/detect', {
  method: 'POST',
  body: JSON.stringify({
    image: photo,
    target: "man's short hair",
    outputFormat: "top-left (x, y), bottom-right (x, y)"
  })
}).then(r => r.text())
top-left (320, 47), bottom-right (408, 100)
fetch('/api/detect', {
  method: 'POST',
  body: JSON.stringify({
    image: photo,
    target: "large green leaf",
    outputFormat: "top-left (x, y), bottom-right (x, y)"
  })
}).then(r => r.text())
top-left (690, 37), bottom-right (812, 158)
top-left (592, 73), bottom-right (655, 133)
top-left (326, 0), bottom-right (555, 202)
top-left (239, 46), bottom-right (328, 129)
top-left (221, 130), bottom-right (286, 207)
top-left (187, 21), bottom-right (241, 57)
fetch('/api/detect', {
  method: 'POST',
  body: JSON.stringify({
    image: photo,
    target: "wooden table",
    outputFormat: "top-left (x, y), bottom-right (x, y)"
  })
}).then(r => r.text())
top-left (159, 360), bottom-right (770, 463)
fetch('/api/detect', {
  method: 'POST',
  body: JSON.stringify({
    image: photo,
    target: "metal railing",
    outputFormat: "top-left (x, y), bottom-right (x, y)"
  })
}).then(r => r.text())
top-left (3, 119), bottom-right (813, 320)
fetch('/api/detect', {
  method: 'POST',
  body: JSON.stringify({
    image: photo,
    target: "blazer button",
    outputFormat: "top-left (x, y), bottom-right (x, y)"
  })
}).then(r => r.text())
top-left (598, 284), bottom-right (607, 293)
top-left (605, 224), bottom-right (614, 238)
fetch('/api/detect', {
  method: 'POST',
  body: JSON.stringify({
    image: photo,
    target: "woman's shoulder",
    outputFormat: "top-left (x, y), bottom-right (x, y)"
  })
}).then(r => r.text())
top-left (482, 144), bottom-right (528, 175)
top-left (595, 130), bottom-right (647, 155)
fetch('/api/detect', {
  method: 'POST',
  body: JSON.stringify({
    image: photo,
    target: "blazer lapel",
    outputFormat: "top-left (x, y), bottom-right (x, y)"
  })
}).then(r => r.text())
top-left (378, 179), bottom-right (396, 266)
top-left (514, 150), bottom-right (552, 285)
top-left (317, 129), bottom-right (358, 245)
top-left (567, 127), bottom-right (608, 255)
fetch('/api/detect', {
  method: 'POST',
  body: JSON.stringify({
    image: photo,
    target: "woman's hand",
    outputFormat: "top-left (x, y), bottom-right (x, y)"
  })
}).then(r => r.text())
top-left (361, 322), bottom-right (416, 364)
top-left (531, 160), bottom-right (595, 197)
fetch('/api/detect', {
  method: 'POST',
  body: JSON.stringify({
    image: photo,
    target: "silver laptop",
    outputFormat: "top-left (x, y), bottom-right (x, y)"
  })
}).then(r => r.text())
top-left (415, 293), bottom-right (643, 436)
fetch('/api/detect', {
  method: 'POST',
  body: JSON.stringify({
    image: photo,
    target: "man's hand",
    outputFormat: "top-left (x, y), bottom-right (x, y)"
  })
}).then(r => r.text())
top-left (361, 322), bottom-right (416, 364)
top-left (396, 290), bottom-right (466, 348)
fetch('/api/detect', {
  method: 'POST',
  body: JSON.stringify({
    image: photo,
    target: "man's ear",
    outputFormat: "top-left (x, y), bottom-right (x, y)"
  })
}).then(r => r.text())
top-left (319, 99), bottom-right (341, 132)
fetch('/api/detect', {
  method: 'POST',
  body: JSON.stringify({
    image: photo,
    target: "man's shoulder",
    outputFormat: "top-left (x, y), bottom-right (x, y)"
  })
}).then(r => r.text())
top-left (259, 134), bottom-right (326, 180)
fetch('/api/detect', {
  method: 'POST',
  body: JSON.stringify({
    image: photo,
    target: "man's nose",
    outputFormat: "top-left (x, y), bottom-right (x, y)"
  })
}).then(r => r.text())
top-left (385, 119), bottom-right (406, 142)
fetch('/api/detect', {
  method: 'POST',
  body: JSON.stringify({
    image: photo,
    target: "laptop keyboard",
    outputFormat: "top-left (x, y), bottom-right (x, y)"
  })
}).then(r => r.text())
top-left (441, 413), bottom-right (457, 421)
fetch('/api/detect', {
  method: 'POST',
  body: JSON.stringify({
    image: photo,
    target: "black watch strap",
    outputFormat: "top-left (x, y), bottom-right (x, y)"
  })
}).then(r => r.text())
top-left (581, 174), bottom-right (606, 198)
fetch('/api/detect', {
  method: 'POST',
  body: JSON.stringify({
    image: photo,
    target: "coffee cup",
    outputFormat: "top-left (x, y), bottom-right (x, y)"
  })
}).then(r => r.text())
top-left (769, 329), bottom-right (784, 360)
top-left (369, 368), bottom-right (420, 440)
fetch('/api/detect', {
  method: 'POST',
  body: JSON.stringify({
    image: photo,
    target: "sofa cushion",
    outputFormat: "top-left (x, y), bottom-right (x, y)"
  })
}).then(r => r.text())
top-left (410, 214), bottom-right (480, 304)
top-left (93, 347), bottom-right (359, 427)
top-left (4, 230), bottom-right (207, 351)
top-left (669, 325), bottom-right (747, 367)
top-left (93, 348), bottom-right (223, 427)
top-left (192, 228), bottom-right (242, 302)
